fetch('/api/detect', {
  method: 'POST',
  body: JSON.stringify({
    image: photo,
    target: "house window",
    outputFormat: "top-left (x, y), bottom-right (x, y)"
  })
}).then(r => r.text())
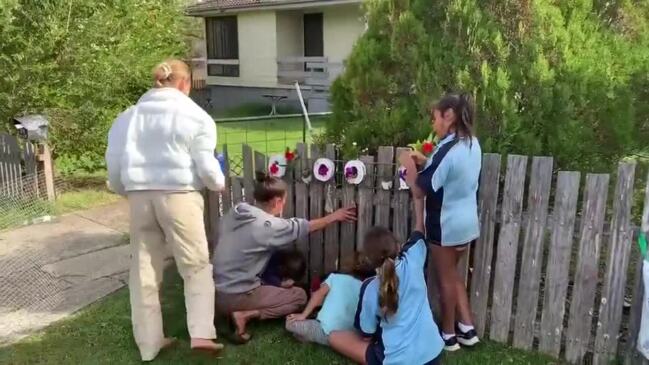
top-left (206, 16), bottom-right (239, 77)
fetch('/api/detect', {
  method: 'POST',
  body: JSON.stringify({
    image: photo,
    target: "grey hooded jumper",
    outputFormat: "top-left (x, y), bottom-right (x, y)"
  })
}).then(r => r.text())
top-left (212, 202), bottom-right (310, 294)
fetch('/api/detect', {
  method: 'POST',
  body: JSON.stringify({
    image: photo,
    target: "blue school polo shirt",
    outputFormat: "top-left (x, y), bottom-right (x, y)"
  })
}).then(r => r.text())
top-left (316, 273), bottom-right (363, 334)
top-left (355, 232), bottom-right (444, 365)
top-left (416, 133), bottom-right (481, 246)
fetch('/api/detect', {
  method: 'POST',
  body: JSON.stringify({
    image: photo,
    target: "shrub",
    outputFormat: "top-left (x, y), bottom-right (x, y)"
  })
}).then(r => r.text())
top-left (0, 0), bottom-right (189, 174)
top-left (326, 0), bottom-right (649, 170)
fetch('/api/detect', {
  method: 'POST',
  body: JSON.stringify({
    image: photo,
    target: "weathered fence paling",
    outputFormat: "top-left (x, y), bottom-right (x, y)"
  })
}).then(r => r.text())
top-left (469, 153), bottom-right (501, 337)
top-left (206, 144), bottom-right (649, 365)
top-left (565, 174), bottom-right (610, 364)
top-left (490, 155), bottom-right (528, 343)
top-left (539, 171), bottom-right (581, 357)
top-left (513, 156), bottom-right (553, 350)
top-left (594, 163), bottom-right (636, 365)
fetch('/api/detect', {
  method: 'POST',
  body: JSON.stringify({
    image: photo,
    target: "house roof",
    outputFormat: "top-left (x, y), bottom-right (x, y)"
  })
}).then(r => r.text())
top-left (186, 0), bottom-right (361, 16)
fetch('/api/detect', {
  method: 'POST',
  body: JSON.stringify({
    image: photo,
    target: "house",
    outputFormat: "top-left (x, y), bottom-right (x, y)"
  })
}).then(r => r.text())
top-left (186, 0), bottom-right (365, 113)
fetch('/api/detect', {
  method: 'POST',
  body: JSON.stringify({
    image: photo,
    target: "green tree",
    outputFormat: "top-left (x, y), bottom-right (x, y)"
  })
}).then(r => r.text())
top-left (326, 0), bottom-right (649, 170)
top-left (0, 0), bottom-right (188, 174)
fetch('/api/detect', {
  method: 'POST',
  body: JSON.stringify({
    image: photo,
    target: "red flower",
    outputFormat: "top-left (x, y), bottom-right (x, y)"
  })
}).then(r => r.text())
top-left (269, 162), bottom-right (280, 175)
top-left (285, 149), bottom-right (296, 162)
top-left (422, 141), bottom-right (435, 155)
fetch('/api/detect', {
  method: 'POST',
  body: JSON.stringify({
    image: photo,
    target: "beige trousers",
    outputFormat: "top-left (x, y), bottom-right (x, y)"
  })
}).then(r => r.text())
top-left (215, 285), bottom-right (307, 319)
top-left (127, 191), bottom-right (216, 361)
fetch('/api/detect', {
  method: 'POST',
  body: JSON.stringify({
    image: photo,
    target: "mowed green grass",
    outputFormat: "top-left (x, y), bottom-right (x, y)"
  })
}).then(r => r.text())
top-left (216, 116), bottom-right (326, 156)
top-left (0, 270), bottom-right (562, 365)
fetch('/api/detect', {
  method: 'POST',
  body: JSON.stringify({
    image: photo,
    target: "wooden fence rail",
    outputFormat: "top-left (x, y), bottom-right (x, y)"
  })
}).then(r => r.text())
top-left (204, 143), bottom-right (649, 365)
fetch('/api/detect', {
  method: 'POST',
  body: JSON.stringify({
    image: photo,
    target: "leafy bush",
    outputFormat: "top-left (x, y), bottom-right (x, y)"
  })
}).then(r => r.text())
top-left (327, 0), bottom-right (649, 170)
top-left (0, 0), bottom-right (189, 175)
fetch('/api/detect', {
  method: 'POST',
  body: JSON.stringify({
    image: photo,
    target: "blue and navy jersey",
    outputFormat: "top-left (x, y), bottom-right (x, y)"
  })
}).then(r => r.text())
top-left (416, 133), bottom-right (481, 246)
top-left (354, 232), bottom-right (444, 365)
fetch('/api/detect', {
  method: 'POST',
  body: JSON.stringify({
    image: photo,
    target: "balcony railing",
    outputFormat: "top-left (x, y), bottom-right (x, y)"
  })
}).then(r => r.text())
top-left (277, 57), bottom-right (343, 92)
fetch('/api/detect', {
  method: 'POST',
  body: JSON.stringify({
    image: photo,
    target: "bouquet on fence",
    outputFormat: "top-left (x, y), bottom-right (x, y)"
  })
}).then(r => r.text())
top-left (398, 133), bottom-right (438, 190)
top-left (268, 147), bottom-right (299, 178)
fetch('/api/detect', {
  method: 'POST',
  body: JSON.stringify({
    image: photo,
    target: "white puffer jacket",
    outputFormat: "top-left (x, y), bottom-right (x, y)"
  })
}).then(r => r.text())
top-left (105, 87), bottom-right (225, 195)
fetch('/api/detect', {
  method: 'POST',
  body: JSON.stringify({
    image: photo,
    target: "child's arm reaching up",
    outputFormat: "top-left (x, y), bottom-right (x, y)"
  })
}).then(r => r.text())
top-left (287, 284), bottom-right (330, 322)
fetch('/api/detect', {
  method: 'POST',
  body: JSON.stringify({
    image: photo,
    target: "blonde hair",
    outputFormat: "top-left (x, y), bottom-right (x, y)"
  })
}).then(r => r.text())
top-left (152, 59), bottom-right (190, 88)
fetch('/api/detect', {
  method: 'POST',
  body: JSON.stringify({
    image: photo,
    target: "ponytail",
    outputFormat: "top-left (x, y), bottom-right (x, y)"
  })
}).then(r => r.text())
top-left (362, 227), bottom-right (400, 318)
top-left (378, 257), bottom-right (399, 317)
top-left (457, 93), bottom-right (474, 144)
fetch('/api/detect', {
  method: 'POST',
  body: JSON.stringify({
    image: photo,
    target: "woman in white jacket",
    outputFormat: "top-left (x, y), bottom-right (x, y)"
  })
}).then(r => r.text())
top-left (106, 59), bottom-right (225, 361)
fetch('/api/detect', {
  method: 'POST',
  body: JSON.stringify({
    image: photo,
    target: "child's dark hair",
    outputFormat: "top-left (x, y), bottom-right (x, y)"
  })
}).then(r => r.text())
top-left (432, 92), bottom-right (475, 141)
top-left (362, 227), bottom-right (400, 318)
top-left (277, 249), bottom-right (307, 282)
top-left (254, 171), bottom-right (287, 203)
top-left (339, 252), bottom-right (376, 281)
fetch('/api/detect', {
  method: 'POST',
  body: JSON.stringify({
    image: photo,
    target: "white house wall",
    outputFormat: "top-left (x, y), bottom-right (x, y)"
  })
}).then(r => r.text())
top-left (207, 11), bottom-right (279, 88)
top-left (323, 4), bottom-right (364, 64)
top-left (276, 11), bottom-right (304, 60)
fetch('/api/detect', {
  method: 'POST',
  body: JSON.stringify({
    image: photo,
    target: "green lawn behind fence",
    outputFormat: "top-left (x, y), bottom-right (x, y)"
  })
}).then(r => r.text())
top-left (216, 116), bottom-right (326, 157)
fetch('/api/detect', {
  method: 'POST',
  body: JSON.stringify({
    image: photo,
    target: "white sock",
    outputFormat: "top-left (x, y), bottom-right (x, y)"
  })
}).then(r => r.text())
top-left (442, 332), bottom-right (455, 340)
top-left (458, 322), bottom-right (474, 333)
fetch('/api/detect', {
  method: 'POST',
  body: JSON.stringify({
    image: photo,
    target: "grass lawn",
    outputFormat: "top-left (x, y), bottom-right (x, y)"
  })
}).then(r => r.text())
top-left (216, 116), bottom-right (326, 157)
top-left (0, 270), bottom-right (562, 365)
top-left (54, 189), bottom-right (121, 215)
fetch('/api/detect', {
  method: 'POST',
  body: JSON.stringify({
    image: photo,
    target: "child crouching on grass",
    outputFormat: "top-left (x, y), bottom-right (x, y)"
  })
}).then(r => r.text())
top-left (284, 255), bottom-right (374, 346)
top-left (327, 201), bottom-right (444, 365)
top-left (260, 249), bottom-right (307, 289)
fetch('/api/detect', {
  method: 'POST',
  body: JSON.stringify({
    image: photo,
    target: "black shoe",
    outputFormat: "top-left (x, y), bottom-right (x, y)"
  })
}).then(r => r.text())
top-left (455, 324), bottom-right (480, 347)
top-left (443, 335), bottom-right (461, 352)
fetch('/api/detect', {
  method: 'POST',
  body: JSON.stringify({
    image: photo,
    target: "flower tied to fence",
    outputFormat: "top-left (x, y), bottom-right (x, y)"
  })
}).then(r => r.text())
top-left (318, 164), bottom-right (329, 176)
top-left (268, 147), bottom-right (299, 178)
top-left (345, 166), bottom-right (358, 179)
top-left (343, 160), bottom-right (365, 185)
top-left (313, 158), bottom-right (335, 182)
top-left (285, 147), bottom-right (296, 163)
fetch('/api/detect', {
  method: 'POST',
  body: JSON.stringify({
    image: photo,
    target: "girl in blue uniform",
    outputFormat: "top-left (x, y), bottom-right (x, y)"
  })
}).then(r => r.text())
top-left (328, 206), bottom-right (444, 364)
top-left (400, 92), bottom-right (482, 351)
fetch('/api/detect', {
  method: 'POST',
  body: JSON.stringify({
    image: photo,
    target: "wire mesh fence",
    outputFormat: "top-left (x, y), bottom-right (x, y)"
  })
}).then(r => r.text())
top-left (215, 114), bottom-right (328, 176)
top-left (0, 171), bottom-right (82, 231)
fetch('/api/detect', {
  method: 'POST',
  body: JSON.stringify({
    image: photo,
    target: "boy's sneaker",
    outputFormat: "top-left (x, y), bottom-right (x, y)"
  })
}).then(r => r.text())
top-left (456, 324), bottom-right (480, 347)
top-left (443, 335), bottom-right (461, 352)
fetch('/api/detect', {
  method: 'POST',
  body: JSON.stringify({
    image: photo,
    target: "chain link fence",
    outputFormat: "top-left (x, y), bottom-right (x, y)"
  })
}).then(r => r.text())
top-left (0, 171), bottom-right (81, 231)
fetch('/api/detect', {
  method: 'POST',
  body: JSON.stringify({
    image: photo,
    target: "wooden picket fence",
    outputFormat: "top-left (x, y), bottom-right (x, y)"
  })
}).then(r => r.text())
top-left (204, 143), bottom-right (649, 365)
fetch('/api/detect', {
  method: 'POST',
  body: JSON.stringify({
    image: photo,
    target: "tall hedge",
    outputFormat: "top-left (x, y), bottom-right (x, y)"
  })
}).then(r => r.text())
top-left (326, 0), bottom-right (649, 170)
top-left (0, 0), bottom-right (188, 174)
